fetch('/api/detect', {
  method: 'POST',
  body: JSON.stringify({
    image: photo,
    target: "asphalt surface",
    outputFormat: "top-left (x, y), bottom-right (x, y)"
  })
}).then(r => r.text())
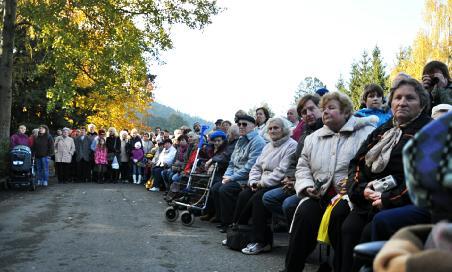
top-left (0, 182), bottom-right (319, 272)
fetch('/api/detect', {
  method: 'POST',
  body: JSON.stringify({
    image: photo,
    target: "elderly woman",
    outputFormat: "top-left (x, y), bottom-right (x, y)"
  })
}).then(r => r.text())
top-left (226, 117), bottom-right (297, 254)
top-left (54, 127), bottom-right (76, 184)
top-left (341, 78), bottom-right (432, 272)
top-left (283, 92), bottom-right (375, 272)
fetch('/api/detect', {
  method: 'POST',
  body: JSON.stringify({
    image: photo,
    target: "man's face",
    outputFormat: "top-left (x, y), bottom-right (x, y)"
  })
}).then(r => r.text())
top-left (301, 100), bottom-right (322, 126)
top-left (286, 109), bottom-right (298, 123)
top-left (164, 142), bottom-right (172, 149)
top-left (80, 128), bottom-right (86, 136)
top-left (236, 120), bottom-right (255, 136)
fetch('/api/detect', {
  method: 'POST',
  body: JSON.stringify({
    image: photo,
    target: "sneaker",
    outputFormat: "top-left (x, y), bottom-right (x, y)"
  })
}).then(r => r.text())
top-left (241, 243), bottom-right (271, 255)
top-left (149, 187), bottom-right (160, 192)
top-left (43, 181), bottom-right (48, 187)
top-left (222, 239), bottom-right (227, 246)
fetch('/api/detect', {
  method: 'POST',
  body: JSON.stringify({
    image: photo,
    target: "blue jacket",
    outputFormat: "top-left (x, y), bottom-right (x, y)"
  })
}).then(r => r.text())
top-left (224, 130), bottom-right (265, 184)
top-left (355, 108), bottom-right (392, 127)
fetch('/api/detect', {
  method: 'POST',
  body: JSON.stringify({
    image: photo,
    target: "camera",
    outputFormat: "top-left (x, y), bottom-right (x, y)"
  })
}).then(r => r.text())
top-left (373, 175), bottom-right (397, 193)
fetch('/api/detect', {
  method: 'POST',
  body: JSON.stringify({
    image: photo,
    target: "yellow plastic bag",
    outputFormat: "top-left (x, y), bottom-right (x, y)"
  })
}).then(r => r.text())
top-left (317, 195), bottom-right (342, 245)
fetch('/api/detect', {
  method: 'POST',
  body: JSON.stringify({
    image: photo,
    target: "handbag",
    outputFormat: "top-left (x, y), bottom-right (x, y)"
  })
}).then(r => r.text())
top-left (111, 156), bottom-right (119, 170)
top-left (225, 224), bottom-right (253, 251)
top-left (317, 195), bottom-right (343, 245)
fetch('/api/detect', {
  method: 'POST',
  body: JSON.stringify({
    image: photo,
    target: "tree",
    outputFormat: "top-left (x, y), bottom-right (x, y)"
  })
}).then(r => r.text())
top-left (340, 47), bottom-right (388, 109)
top-left (390, 0), bottom-right (451, 81)
top-left (2, 0), bottom-right (220, 136)
top-left (0, 0), bottom-right (18, 144)
top-left (293, 77), bottom-right (326, 104)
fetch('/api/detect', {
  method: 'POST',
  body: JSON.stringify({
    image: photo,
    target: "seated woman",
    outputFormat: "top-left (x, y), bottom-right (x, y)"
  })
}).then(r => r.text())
top-left (374, 112), bottom-right (452, 272)
top-left (283, 92), bottom-right (375, 272)
top-left (162, 135), bottom-right (189, 193)
top-left (355, 83), bottom-right (392, 127)
top-left (149, 139), bottom-right (176, 192)
top-left (225, 117), bottom-right (297, 254)
top-left (200, 130), bottom-right (232, 221)
top-left (343, 78), bottom-right (432, 272)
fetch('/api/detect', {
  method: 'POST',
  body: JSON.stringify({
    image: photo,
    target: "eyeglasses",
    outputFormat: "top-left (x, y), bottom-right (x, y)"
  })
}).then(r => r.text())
top-left (237, 122), bottom-right (248, 127)
top-left (267, 126), bottom-right (280, 131)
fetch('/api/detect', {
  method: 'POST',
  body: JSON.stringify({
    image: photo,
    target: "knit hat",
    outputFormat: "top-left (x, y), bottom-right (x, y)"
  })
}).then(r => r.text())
top-left (134, 141), bottom-right (142, 149)
top-left (210, 130), bottom-right (227, 141)
top-left (403, 111), bottom-right (452, 222)
top-left (315, 88), bottom-right (329, 96)
top-left (235, 114), bottom-right (256, 124)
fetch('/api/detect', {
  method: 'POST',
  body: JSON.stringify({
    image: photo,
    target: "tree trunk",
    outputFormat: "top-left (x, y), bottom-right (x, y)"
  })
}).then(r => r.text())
top-left (0, 0), bottom-right (17, 143)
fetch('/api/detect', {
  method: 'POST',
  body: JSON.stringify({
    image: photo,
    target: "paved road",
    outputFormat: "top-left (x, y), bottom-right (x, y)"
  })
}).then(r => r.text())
top-left (0, 183), bottom-right (319, 272)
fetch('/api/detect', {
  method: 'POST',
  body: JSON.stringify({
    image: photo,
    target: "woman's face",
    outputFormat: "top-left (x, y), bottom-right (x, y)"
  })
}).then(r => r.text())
top-left (322, 99), bottom-right (347, 132)
top-left (391, 85), bottom-right (422, 124)
top-left (365, 92), bottom-right (383, 110)
top-left (221, 122), bottom-right (231, 133)
top-left (19, 126), bottom-right (26, 134)
top-left (256, 109), bottom-right (266, 125)
top-left (267, 122), bottom-right (283, 141)
top-left (39, 127), bottom-right (46, 134)
top-left (213, 137), bottom-right (224, 149)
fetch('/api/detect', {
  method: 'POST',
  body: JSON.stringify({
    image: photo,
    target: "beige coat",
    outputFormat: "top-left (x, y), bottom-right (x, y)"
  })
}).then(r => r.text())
top-left (54, 136), bottom-right (75, 163)
top-left (295, 116), bottom-right (375, 197)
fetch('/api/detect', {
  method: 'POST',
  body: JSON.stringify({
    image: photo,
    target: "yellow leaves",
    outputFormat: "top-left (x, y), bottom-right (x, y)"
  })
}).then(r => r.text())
top-left (73, 70), bottom-right (95, 88)
top-left (390, 0), bottom-right (451, 82)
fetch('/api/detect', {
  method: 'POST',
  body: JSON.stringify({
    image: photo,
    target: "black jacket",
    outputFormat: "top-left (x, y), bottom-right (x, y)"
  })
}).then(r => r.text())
top-left (348, 114), bottom-right (432, 214)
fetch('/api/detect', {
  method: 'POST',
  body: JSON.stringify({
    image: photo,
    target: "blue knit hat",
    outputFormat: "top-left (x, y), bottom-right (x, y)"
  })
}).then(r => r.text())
top-left (209, 130), bottom-right (227, 141)
top-left (315, 88), bottom-right (329, 96)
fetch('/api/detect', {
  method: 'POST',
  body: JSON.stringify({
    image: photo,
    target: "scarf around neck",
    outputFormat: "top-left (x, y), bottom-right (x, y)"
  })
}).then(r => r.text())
top-left (365, 112), bottom-right (422, 173)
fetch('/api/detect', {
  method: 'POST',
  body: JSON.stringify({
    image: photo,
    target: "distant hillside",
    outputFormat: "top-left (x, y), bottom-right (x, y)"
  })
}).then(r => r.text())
top-left (145, 102), bottom-right (214, 132)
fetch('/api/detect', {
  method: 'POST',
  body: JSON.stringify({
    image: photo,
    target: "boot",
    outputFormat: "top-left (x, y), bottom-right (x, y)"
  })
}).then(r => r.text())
top-left (132, 174), bottom-right (137, 184)
top-left (137, 175), bottom-right (142, 185)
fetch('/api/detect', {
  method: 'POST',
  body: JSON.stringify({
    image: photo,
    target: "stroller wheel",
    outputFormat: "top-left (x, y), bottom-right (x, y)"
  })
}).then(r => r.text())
top-left (180, 211), bottom-right (195, 226)
top-left (164, 207), bottom-right (179, 222)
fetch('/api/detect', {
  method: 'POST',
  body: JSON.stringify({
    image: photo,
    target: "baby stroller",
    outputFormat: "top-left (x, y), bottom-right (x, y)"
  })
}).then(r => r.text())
top-left (164, 125), bottom-right (217, 226)
top-left (8, 145), bottom-right (36, 191)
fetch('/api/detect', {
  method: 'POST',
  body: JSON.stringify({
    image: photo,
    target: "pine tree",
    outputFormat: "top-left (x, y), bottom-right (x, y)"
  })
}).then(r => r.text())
top-left (293, 77), bottom-right (326, 104)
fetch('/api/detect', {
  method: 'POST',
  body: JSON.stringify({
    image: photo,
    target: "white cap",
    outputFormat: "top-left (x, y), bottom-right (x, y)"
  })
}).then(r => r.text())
top-left (432, 104), bottom-right (452, 119)
top-left (134, 141), bottom-right (142, 149)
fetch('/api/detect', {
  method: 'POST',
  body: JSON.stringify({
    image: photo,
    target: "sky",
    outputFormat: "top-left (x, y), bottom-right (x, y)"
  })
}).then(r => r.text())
top-left (149, 0), bottom-right (426, 123)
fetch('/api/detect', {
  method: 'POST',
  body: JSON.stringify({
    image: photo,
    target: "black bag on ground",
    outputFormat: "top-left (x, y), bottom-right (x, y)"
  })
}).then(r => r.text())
top-left (225, 224), bottom-right (253, 251)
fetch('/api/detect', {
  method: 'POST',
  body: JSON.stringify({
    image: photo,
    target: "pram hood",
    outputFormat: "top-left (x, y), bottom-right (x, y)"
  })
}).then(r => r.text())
top-left (10, 145), bottom-right (32, 155)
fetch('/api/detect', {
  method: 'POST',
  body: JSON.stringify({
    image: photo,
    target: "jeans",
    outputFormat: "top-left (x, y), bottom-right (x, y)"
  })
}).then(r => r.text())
top-left (161, 169), bottom-right (174, 191)
top-left (262, 187), bottom-right (301, 223)
top-left (132, 163), bottom-right (143, 176)
top-left (36, 156), bottom-right (49, 185)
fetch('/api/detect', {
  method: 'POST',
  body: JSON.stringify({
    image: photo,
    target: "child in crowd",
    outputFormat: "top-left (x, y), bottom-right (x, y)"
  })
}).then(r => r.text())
top-left (355, 83), bottom-right (392, 127)
top-left (131, 141), bottom-right (144, 184)
top-left (94, 137), bottom-right (108, 183)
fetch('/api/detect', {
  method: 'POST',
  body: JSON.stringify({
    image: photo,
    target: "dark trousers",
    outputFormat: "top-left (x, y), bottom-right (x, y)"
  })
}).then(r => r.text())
top-left (56, 162), bottom-right (71, 183)
top-left (285, 198), bottom-right (350, 272)
top-left (205, 176), bottom-right (221, 216)
top-left (107, 164), bottom-right (119, 183)
top-left (217, 181), bottom-right (242, 225)
top-left (233, 187), bottom-right (275, 244)
top-left (341, 211), bottom-right (372, 272)
top-left (120, 162), bottom-right (130, 181)
top-left (77, 159), bottom-right (91, 182)
top-left (152, 166), bottom-right (165, 189)
top-left (371, 205), bottom-right (431, 240)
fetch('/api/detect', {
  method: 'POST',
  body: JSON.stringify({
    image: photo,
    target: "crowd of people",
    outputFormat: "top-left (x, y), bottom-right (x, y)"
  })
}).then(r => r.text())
top-left (9, 60), bottom-right (452, 271)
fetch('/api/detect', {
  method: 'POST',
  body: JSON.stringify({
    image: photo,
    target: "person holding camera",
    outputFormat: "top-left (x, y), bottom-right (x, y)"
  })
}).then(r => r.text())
top-left (422, 60), bottom-right (451, 108)
top-left (225, 117), bottom-right (297, 255)
top-left (342, 78), bottom-right (433, 272)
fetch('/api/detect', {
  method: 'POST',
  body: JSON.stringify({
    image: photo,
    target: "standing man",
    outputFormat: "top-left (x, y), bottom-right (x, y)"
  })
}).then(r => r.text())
top-left (75, 127), bottom-right (92, 182)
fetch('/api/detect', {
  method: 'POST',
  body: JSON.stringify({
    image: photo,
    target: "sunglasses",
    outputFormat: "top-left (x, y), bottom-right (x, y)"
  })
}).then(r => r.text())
top-left (237, 122), bottom-right (248, 127)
